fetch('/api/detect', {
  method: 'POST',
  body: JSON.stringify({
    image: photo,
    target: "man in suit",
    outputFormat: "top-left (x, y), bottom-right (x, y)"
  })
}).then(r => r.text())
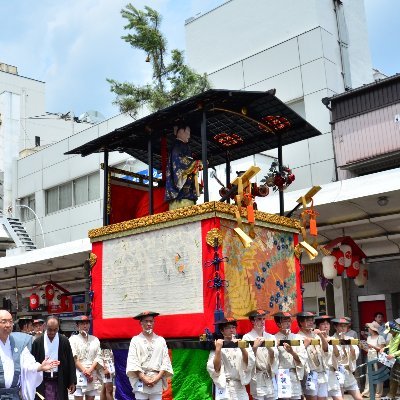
top-left (31, 315), bottom-right (76, 400)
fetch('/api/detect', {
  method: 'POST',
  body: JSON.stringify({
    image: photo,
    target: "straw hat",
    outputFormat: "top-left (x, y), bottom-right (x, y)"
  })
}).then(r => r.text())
top-left (365, 321), bottom-right (380, 333)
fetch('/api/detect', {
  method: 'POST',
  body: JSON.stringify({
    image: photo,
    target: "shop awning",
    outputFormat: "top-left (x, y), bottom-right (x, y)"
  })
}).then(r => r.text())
top-left (0, 238), bottom-right (91, 295)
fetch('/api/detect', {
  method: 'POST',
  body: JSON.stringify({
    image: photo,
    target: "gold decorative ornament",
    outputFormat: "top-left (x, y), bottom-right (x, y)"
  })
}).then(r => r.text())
top-left (88, 202), bottom-right (300, 240)
top-left (89, 253), bottom-right (97, 268)
top-left (206, 228), bottom-right (223, 247)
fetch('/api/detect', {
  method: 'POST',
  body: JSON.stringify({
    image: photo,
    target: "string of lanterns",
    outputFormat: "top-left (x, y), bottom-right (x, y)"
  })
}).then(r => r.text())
top-left (321, 237), bottom-right (368, 287)
top-left (29, 282), bottom-right (72, 313)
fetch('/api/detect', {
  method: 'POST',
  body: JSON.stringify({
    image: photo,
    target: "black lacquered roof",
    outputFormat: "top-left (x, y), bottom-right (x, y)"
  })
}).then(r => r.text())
top-left (66, 89), bottom-right (321, 168)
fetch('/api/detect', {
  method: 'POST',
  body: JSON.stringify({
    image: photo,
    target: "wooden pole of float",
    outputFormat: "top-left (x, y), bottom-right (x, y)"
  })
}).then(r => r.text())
top-left (148, 134), bottom-right (154, 215)
top-left (278, 134), bottom-right (284, 216)
top-left (201, 111), bottom-right (209, 202)
top-left (225, 150), bottom-right (231, 204)
top-left (103, 150), bottom-right (109, 226)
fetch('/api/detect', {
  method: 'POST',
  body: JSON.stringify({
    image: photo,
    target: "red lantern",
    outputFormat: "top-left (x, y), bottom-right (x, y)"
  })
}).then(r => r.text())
top-left (45, 284), bottom-right (55, 301)
top-left (346, 255), bottom-right (360, 279)
top-left (29, 293), bottom-right (39, 310)
top-left (61, 295), bottom-right (72, 312)
top-left (331, 249), bottom-right (345, 276)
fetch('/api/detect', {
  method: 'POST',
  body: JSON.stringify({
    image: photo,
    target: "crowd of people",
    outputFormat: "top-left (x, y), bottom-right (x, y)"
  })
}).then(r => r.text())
top-left (1, 308), bottom-right (400, 400)
top-left (0, 311), bottom-right (114, 400)
top-left (206, 310), bottom-right (400, 400)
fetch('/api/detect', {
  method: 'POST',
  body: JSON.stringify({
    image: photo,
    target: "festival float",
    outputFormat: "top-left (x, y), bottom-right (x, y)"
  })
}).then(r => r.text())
top-left (66, 89), bottom-right (323, 399)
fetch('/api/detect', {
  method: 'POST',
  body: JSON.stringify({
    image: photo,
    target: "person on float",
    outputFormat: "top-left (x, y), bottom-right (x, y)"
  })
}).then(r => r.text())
top-left (361, 321), bottom-right (385, 398)
top-left (314, 315), bottom-right (343, 400)
top-left (273, 312), bottom-right (307, 400)
top-left (242, 309), bottom-right (278, 400)
top-left (296, 312), bottom-right (331, 400)
top-left (0, 309), bottom-right (60, 400)
top-left (331, 318), bottom-right (362, 400)
top-left (380, 321), bottom-right (400, 400)
top-left (31, 315), bottom-right (76, 400)
top-left (165, 123), bottom-right (203, 210)
top-left (126, 311), bottom-right (173, 400)
top-left (207, 316), bottom-right (255, 399)
top-left (69, 315), bottom-right (103, 400)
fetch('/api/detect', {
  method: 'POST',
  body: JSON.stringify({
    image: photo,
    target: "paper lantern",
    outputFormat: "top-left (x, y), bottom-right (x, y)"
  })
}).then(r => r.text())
top-left (61, 295), bottom-right (72, 312)
top-left (29, 293), bottom-right (39, 310)
top-left (331, 249), bottom-right (345, 275)
top-left (355, 265), bottom-right (368, 287)
top-left (346, 255), bottom-right (360, 279)
top-left (45, 284), bottom-right (55, 301)
top-left (39, 287), bottom-right (47, 306)
top-left (339, 244), bottom-right (352, 268)
top-left (322, 255), bottom-right (337, 279)
top-left (52, 288), bottom-right (61, 306)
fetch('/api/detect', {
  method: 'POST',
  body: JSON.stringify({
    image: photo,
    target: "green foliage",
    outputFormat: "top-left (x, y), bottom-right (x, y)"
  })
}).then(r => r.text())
top-left (108, 4), bottom-right (210, 117)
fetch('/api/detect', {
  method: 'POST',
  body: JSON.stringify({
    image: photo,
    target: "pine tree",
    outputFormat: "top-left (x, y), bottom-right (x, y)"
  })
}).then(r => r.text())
top-left (108, 4), bottom-right (210, 117)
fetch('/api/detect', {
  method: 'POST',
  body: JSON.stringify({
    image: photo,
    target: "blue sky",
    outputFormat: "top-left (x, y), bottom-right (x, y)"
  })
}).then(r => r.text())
top-left (0, 0), bottom-right (398, 119)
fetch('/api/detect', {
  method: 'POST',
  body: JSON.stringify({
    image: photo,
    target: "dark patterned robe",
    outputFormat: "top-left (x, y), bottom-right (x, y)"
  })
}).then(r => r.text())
top-left (31, 333), bottom-right (76, 400)
top-left (165, 139), bottom-right (199, 202)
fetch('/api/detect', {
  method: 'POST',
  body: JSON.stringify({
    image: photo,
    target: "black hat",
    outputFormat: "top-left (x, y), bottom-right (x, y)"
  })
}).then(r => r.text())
top-left (273, 312), bottom-right (292, 318)
top-left (314, 315), bottom-right (333, 324)
top-left (33, 319), bottom-right (45, 324)
top-left (133, 311), bottom-right (160, 320)
top-left (73, 315), bottom-right (91, 322)
top-left (273, 312), bottom-right (292, 322)
top-left (247, 309), bottom-right (269, 319)
top-left (296, 311), bottom-right (316, 318)
top-left (214, 317), bottom-right (237, 326)
top-left (331, 317), bottom-right (351, 324)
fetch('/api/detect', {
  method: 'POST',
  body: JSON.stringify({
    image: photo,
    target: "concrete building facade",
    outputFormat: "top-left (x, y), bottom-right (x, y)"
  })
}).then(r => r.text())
top-left (185, 0), bottom-right (373, 193)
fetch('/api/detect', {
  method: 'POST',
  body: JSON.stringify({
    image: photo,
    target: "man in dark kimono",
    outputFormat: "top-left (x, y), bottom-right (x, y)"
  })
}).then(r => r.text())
top-left (31, 315), bottom-right (76, 400)
top-left (165, 124), bottom-right (203, 210)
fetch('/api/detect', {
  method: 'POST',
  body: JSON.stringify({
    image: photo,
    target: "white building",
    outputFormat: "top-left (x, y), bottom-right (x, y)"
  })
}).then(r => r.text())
top-left (185, 0), bottom-right (373, 193)
top-left (0, 63), bottom-right (92, 215)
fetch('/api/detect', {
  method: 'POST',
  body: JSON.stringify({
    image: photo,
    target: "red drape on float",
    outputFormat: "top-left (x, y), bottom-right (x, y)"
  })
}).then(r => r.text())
top-left (109, 184), bottom-right (168, 224)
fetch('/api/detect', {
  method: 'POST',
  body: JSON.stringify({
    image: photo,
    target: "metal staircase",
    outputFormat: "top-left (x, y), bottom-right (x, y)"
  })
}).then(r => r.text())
top-left (0, 216), bottom-right (36, 251)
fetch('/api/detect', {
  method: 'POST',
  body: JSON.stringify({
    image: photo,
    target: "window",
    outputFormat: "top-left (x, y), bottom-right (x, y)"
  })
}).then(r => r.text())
top-left (88, 173), bottom-right (100, 201)
top-left (19, 194), bottom-right (36, 222)
top-left (59, 182), bottom-right (72, 210)
top-left (45, 172), bottom-right (100, 214)
top-left (74, 176), bottom-right (88, 205)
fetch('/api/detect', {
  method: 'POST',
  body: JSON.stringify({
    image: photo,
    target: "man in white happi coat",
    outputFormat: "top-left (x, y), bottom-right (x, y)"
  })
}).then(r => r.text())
top-left (314, 315), bottom-right (343, 400)
top-left (331, 318), bottom-right (362, 400)
top-left (296, 312), bottom-right (331, 400)
top-left (69, 315), bottom-right (103, 400)
top-left (243, 309), bottom-right (278, 400)
top-left (0, 309), bottom-right (60, 400)
top-left (273, 312), bottom-right (307, 400)
top-left (126, 311), bottom-right (173, 400)
top-left (207, 316), bottom-right (255, 400)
